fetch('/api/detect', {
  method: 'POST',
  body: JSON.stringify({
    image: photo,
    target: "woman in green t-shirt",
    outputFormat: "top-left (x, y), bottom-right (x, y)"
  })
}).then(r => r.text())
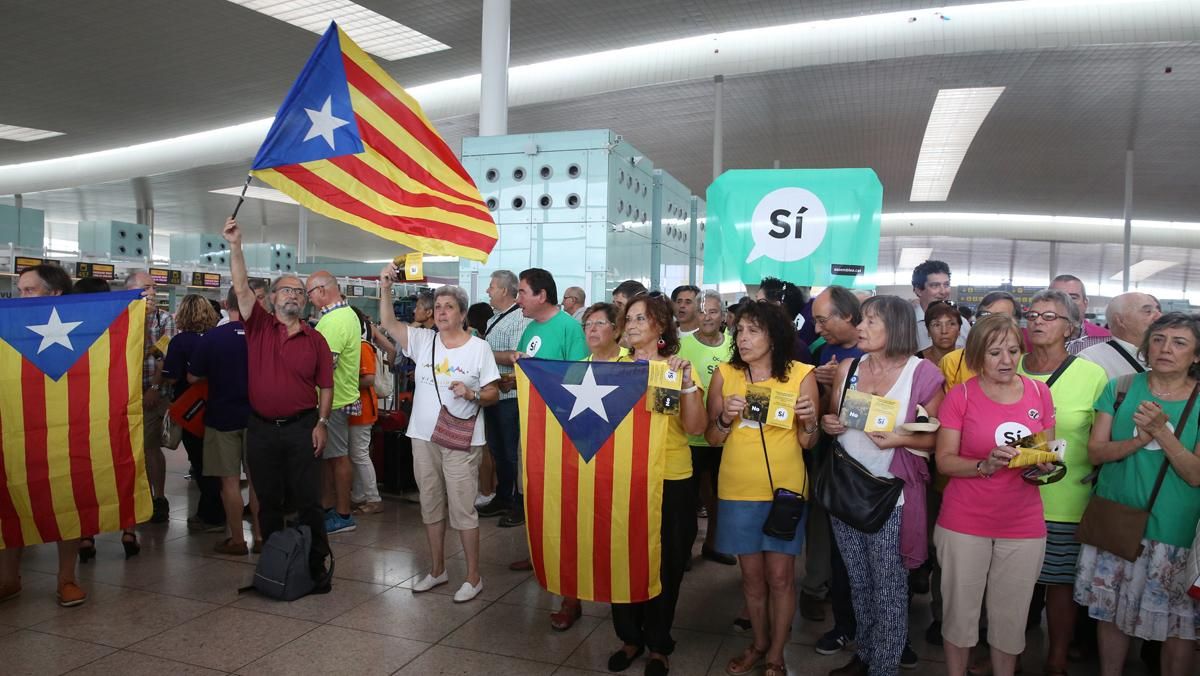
top-left (1077, 313), bottom-right (1200, 676)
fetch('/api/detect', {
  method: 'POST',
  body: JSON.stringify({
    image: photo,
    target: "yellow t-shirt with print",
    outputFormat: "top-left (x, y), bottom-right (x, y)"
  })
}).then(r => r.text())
top-left (717, 361), bottom-right (814, 501)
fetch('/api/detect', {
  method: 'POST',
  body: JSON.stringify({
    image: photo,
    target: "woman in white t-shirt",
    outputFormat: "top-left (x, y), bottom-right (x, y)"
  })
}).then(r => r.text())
top-left (379, 264), bottom-right (500, 603)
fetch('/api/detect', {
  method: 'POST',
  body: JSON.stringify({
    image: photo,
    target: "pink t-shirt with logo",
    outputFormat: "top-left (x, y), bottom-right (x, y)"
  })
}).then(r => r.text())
top-left (938, 376), bottom-right (1055, 539)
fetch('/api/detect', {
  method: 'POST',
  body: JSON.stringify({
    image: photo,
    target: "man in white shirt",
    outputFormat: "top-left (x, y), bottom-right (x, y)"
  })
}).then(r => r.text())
top-left (478, 270), bottom-right (531, 520)
top-left (911, 260), bottom-right (967, 351)
top-left (1078, 292), bottom-right (1161, 379)
top-left (561, 286), bottom-right (586, 321)
top-left (672, 284), bottom-right (701, 336)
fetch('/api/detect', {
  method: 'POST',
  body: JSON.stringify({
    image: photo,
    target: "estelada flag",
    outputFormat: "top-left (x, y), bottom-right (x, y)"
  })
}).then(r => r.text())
top-left (517, 358), bottom-right (667, 603)
top-left (0, 290), bottom-right (152, 549)
top-left (250, 21), bottom-right (498, 262)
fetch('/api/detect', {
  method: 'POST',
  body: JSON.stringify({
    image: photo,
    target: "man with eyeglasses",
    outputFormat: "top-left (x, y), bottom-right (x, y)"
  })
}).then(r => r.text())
top-left (912, 260), bottom-right (968, 352)
top-left (306, 271), bottom-right (362, 537)
top-left (562, 286), bottom-right (587, 321)
top-left (479, 270), bottom-right (531, 521)
top-left (223, 218), bottom-right (335, 593)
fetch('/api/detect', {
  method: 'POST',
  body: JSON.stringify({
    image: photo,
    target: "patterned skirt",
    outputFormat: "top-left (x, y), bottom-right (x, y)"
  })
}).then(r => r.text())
top-left (1073, 538), bottom-right (1200, 641)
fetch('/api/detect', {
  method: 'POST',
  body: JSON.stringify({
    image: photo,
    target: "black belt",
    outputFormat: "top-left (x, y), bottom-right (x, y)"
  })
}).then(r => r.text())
top-left (252, 409), bottom-right (316, 426)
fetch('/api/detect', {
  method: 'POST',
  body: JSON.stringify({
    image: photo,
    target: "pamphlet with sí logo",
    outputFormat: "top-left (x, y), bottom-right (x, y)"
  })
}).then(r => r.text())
top-left (767, 389), bottom-right (797, 429)
top-left (840, 389), bottom-right (899, 432)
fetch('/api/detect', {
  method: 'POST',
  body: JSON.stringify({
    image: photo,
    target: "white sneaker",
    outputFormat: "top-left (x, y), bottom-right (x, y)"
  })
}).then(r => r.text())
top-left (474, 492), bottom-right (496, 509)
top-left (412, 571), bottom-right (448, 593)
top-left (453, 578), bottom-right (484, 603)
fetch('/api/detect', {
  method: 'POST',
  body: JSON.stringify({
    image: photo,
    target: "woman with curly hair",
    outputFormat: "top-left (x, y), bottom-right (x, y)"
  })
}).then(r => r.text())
top-left (710, 300), bottom-right (820, 676)
top-left (162, 295), bottom-right (224, 534)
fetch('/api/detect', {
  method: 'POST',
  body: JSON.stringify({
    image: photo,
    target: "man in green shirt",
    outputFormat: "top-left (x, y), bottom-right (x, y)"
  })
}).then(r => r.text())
top-left (677, 290), bottom-right (735, 565)
top-left (306, 271), bottom-right (362, 536)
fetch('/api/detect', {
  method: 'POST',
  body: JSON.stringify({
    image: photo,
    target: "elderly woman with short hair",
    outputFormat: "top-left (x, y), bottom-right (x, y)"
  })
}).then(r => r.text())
top-left (379, 265), bottom-right (500, 603)
top-left (1016, 289), bottom-right (1109, 676)
top-left (1077, 312), bottom-right (1200, 676)
top-left (821, 295), bottom-right (945, 676)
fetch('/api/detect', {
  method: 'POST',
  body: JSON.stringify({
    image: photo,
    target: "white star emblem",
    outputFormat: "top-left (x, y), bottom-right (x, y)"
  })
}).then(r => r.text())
top-left (27, 308), bottom-right (83, 354)
top-left (303, 95), bottom-right (350, 149)
top-left (561, 365), bottom-right (620, 422)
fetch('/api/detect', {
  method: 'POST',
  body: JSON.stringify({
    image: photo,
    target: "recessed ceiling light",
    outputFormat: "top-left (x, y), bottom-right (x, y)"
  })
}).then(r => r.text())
top-left (0, 124), bottom-right (64, 142)
top-left (1109, 259), bottom-right (1179, 283)
top-left (226, 0), bottom-right (448, 61)
top-left (897, 247), bottom-right (933, 271)
top-left (210, 185), bottom-right (298, 205)
top-left (910, 87), bottom-right (1005, 202)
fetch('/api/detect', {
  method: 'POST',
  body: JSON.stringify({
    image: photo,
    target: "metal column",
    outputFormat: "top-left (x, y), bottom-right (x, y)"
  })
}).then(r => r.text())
top-left (688, 195), bottom-right (699, 285)
top-left (651, 170), bottom-right (663, 291)
top-left (298, 206), bottom-right (309, 263)
top-left (479, 0), bottom-right (511, 137)
top-left (712, 75), bottom-right (724, 182)
top-left (1122, 150), bottom-right (1134, 292)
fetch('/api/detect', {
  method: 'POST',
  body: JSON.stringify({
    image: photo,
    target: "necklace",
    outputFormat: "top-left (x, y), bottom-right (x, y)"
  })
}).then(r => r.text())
top-left (1149, 376), bottom-right (1190, 399)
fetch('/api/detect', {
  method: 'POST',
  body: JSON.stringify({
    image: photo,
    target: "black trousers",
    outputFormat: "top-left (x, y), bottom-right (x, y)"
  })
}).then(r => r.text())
top-left (612, 476), bottom-right (698, 655)
top-left (246, 411), bottom-right (331, 580)
top-left (831, 520), bottom-right (858, 638)
top-left (182, 431), bottom-right (225, 525)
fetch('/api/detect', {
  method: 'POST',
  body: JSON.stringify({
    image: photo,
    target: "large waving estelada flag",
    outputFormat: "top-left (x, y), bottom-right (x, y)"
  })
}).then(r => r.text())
top-left (250, 21), bottom-right (497, 262)
top-left (0, 290), bottom-right (151, 549)
top-left (517, 359), bottom-right (667, 603)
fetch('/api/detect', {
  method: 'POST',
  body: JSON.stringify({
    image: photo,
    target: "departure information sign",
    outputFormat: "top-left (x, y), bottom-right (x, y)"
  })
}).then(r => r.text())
top-left (191, 272), bottom-right (222, 288)
top-left (15, 256), bottom-right (58, 273)
top-left (76, 262), bottom-right (116, 280)
top-left (149, 267), bottom-right (183, 285)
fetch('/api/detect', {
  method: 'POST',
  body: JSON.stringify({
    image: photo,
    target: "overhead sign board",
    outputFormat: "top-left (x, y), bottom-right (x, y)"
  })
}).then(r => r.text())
top-left (149, 267), bottom-right (183, 285)
top-left (191, 272), bottom-right (222, 288)
top-left (76, 262), bottom-right (117, 280)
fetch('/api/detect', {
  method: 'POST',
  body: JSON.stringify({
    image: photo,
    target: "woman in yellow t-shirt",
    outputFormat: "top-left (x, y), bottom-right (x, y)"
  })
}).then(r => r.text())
top-left (707, 301), bottom-right (820, 676)
top-left (606, 293), bottom-right (706, 676)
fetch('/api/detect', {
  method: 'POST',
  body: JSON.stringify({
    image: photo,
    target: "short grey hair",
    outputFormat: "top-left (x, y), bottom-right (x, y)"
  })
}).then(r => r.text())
top-left (1029, 288), bottom-right (1080, 333)
top-left (491, 269), bottom-right (518, 298)
top-left (860, 295), bottom-right (918, 359)
top-left (123, 270), bottom-right (150, 289)
top-left (701, 289), bottom-right (723, 307)
top-left (271, 274), bottom-right (302, 292)
top-left (434, 285), bottom-right (470, 315)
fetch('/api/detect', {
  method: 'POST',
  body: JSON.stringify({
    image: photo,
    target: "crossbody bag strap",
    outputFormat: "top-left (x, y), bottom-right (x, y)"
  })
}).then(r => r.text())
top-left (1107, 340), bottom-right (1146, 373)
top-left (430, 336), bottom-right (444, 408)
top-left (749, 369), bottom-right (776, 492)
top-left (837, 357), bottom-right (863, 413)
top-left (1045, 355), bottom-right (1076, 389)
top-left (483, 304), bottom-right (519, 338)
top-left (1146, 383), bottom-right (1200, 511)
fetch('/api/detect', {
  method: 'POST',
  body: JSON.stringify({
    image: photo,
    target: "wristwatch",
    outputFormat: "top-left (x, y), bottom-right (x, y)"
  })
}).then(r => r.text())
top-left (317, 417), bottom-right (329, 427)
top-left (149, 383), bottom-right (161, 391)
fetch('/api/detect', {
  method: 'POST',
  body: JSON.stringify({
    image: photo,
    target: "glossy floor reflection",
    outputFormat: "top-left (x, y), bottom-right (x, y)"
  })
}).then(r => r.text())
top-left (1, 451), bottom-right (1195, 675)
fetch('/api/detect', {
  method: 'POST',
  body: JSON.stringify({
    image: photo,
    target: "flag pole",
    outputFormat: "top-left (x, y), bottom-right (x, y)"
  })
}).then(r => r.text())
top-left (229, 173), bottom-right (253, 219)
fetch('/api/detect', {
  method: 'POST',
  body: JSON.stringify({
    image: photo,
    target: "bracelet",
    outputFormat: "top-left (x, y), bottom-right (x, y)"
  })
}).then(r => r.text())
top-left (715, 415), bottom-right (732, 432)
top-left (975, 460), bottom-right (991, 479)
top-left (803, 424), bottom-right (819, 435)
top-left (680, 385), bottom-right (698, 395)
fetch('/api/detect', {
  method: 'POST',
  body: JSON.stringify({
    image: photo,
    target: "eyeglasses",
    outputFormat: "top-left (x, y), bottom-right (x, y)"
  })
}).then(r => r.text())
top-left (276, 286), bottom-right (305, 296)
top-left (1024, 310), bottom-right (1066, 322)
top-left (813, 315), bottom-right (839, 326)
top-left (583, 320), bottom-right (611, 329)
top-left (305, 283), bottom-right (329, 297)
top-left (928, 299), bottom-right (956, 307)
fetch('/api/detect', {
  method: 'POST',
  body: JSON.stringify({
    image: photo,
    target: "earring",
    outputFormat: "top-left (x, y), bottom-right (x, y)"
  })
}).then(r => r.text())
top-left (657, 337), bottom-right (666, 350)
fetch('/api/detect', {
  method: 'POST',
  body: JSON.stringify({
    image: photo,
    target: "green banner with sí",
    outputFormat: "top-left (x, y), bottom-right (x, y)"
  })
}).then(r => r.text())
top-left (703, 169), bottom-right (882, 287)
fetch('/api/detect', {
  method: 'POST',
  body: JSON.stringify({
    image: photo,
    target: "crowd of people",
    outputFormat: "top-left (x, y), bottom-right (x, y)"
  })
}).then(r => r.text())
top-left (3, 227), bottom-right (1199, 676)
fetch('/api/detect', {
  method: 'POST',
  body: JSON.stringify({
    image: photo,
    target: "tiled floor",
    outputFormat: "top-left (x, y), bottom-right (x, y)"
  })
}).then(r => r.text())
top-left (1, 453), bottom-right (1195, 675)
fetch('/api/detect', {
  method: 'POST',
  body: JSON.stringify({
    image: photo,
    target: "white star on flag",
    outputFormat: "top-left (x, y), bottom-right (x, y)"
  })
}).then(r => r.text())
top-left (561, 365), bottom-right (620, 422)
top-left (27, 308), bottom-right (83, 354)
top-left (303, 95), bottom-right (350, 149)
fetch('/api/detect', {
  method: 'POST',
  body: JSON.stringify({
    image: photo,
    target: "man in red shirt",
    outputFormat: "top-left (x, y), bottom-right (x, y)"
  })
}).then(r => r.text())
top-left (223, 218), bottom-right (335, 589)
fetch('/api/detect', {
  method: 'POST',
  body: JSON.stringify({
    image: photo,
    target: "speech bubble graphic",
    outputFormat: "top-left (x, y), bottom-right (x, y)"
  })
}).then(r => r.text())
top-left (746, 187), bottom-right (828, 264)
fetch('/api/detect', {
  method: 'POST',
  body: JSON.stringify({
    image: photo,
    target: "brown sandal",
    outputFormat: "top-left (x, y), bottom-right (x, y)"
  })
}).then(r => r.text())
top-left (549, 598), bottom-right (582, 631)
top-left (764, 662), bottom-right (787, 676)
top-left (725, 644), bottom-right (767, 676)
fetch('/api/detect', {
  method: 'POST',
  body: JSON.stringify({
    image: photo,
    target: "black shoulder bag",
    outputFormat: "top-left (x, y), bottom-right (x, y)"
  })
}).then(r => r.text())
top-left (811, 357), bottom-right (905, 534)
top-left (750, 371), bottom-right (808, 540)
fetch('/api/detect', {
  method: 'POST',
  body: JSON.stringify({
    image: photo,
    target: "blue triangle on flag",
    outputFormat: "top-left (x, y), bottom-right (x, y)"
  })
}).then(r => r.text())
top-left (0, 290), bottom-right (142, 381)
top-left (521, 358), bottom-right (648, 463)
top-left (251, 21), bottom-right (363, 170)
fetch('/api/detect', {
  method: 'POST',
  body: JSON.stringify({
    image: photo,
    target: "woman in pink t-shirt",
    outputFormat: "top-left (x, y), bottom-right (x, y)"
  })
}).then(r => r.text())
top-left (935, 314), bottom-right (1058, 676)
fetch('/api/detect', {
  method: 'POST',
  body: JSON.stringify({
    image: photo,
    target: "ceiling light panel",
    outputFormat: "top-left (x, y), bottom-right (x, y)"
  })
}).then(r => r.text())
top-left (226, 0), bottom-right (448, 61)
top-left (1109, 259), bottom-right (1179, 282)
top-left (210, 185), bottom-right (298, 205)
top-left (897, 247), bottom-right (933, 271)
top-left (0, 124), bottom-right (64, 142)
top-left (910, 87), bottom-right (1006, 202)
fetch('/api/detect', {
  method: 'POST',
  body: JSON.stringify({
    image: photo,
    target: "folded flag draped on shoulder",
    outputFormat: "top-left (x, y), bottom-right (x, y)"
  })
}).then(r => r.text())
top-left (0, 290), bottom-right (151, 549)
top-left (517, 358), bottom-right (666, 603)
top-left (250, 21), bottom-right (497, 262)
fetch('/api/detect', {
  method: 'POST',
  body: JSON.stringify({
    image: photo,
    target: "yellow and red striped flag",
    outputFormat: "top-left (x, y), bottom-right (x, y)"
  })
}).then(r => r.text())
top-left (250, 21), bottom-right (497, 262)
top-left (517, 359), bottom-right (667, 603)
top-left (0, 290), bottom-right (151, 549)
